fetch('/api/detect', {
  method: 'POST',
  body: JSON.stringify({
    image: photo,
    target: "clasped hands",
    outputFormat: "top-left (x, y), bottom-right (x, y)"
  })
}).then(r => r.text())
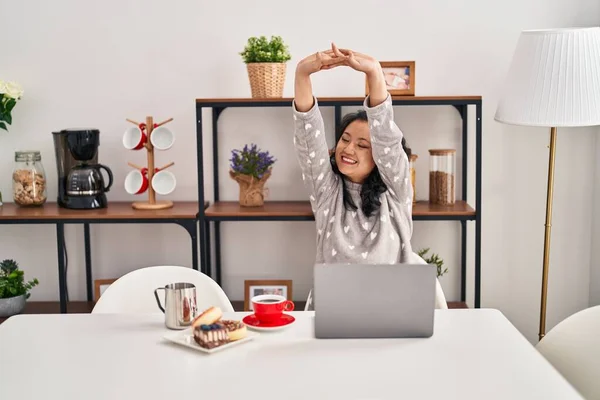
top-left (296, 43), bottom-right (381, 77)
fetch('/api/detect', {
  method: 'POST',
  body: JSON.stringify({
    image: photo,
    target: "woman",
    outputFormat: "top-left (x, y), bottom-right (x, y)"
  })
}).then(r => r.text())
top-left (292, 44), bottom-right (447, 308)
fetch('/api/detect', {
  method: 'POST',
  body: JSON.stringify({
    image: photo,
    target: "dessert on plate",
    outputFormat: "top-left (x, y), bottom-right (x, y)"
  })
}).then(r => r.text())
top-left (191, 306), bottom-right (247, 349)
top-left (220, 319), bottom-right (248, 341)
top-left (193, 323), bottom-right (230, 349)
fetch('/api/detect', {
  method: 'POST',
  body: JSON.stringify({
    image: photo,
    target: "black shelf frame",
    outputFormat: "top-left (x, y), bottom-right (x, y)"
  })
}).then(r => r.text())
top-left (196, 96), bottom-right (482, 307)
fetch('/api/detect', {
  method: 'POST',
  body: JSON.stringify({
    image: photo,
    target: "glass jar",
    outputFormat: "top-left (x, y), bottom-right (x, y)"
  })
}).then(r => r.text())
top-left (409, 154), bottom-right (418, 204)
top-left (13, 151), bottom-right (47, 206)
top-left (429, 149), bottom-right (456, 205)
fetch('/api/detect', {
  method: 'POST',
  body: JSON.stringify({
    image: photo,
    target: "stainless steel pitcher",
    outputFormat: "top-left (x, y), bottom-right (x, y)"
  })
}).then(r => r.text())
top-left (154, 282), bottom-right (198, 330)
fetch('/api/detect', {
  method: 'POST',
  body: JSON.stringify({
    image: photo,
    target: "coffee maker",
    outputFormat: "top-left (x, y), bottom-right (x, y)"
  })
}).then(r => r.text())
top-left (52, 129), bottom-right (113, 209)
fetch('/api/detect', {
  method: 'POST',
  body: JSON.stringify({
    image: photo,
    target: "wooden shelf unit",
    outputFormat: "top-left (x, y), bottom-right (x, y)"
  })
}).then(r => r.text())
top-left (195, 95), bottom-right (482, 307)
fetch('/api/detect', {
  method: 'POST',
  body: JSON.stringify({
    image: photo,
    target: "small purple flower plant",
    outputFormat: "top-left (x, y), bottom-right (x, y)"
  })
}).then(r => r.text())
top-left (229, 143), bottom-right (276, 180)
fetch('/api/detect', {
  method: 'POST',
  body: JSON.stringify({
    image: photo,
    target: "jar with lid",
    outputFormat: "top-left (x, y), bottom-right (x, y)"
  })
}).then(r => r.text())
top-left (409, 154), bottom-right (418, 204)
top-left (13, 151), bottom-right (47, 206)
top-left (428, 149), bottom-right (456, 205)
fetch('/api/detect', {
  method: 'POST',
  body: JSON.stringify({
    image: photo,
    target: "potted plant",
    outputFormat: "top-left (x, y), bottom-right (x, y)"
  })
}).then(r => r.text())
top-left (0, 259), bottom-right (39, 317)
top-left (417, 248), bottom-right (448, 278)
top-left (229, 143), bottom-right (276, 207)
top-left (0, 79), bottom-right (24, 206)
top-left (239, 35), bottom-right (291, 98)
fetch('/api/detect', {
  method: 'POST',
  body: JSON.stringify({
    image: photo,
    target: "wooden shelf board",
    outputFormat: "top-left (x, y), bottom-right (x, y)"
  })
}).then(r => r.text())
top-left (205, 201), bottom-right (313, 217)
top-left (413, 200), bottom-right (476, 216)
top-left (204, 200), bottom-right (475, 218)
top-left (196, 95), bottom-right (482, 105)
top-left (0, 301), bottom-right (469, 324)
top-left (0, 201), bottom-right (200, 221)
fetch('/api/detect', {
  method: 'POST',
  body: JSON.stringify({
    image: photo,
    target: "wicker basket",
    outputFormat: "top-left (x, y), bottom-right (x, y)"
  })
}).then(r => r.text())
top-left (230, 170), bottom-right (271, 207)
top-left (246, 63), bottom-right (286, 98)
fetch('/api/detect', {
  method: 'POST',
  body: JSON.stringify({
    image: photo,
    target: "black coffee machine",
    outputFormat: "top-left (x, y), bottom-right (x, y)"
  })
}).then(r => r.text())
top-left (52, 129), bottom-right (113, 209)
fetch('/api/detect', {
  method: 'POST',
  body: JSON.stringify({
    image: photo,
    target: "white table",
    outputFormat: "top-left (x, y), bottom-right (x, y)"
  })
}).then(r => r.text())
top-left (0, 309), bottom-right (582, 399)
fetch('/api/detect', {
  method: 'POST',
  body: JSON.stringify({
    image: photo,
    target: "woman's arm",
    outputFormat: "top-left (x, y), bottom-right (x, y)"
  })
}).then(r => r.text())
top-left (332, 45), bottom-right (411, 203)
top-left (364, 66), bottom-right (411, 202)
top-left (292, 51), bottom-right (347, 210)
top-left (363, 91), bottom-right (411, 204)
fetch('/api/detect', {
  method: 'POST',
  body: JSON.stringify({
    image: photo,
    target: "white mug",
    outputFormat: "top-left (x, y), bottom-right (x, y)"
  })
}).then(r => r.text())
top-left (151, 126), bottom-right (175, 150)
top-left (123, 126), bottom-right (147, 150)
top-left (152, 170), bottom-right (176, 195)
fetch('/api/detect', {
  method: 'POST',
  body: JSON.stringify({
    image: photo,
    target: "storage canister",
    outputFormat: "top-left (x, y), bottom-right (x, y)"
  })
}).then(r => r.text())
top-left (428, 149), bottom-right (455, 205)
top-left (13, 151), bottom-right (47, 206)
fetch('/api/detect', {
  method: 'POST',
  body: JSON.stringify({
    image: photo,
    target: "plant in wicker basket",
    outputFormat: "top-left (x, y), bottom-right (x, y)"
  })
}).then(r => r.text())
top-left (229, 143), bottom-right (276, 207)
top-left (240, 35), bottom-right (291, 98)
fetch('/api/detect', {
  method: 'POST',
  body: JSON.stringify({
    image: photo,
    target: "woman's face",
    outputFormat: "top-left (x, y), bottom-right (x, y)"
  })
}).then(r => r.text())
top-left (334, 119), bottom-right (376, 183)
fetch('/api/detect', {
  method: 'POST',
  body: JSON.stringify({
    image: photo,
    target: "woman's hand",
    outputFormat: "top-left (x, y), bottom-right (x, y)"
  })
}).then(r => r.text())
top-left (294, 43), bottom-right (387, 110)
top-left (330, 43), bottom-right (387, 106)
top-left (330, 43), bottom-right (381, 77)
top-left (295, 43), bottom-right (381, 77)
top-left (294, 47), bottom-right (348, 112)
top-left (295, 49), bottom-right (348, 77)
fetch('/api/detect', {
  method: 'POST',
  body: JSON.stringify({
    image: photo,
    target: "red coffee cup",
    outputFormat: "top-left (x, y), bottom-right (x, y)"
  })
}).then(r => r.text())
top-left (123, 126), bottom-right (147, 150)
top-left (124, 167), bottom-right (161, 195)
top-left (251, 294), bottom-right (294, 323)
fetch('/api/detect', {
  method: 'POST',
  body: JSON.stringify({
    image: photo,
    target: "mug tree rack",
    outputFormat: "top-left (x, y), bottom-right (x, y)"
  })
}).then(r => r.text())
top-left (125, 116), bottom-right (174, 210)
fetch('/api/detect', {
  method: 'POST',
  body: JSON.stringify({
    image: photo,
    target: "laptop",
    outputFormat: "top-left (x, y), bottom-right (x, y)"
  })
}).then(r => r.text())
top-left (313, 263), bottom-right (437, 339)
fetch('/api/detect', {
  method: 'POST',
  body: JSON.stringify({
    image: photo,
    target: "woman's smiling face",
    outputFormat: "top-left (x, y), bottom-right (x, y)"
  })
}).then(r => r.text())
top-left (334, 119), bottom-right (376, 183)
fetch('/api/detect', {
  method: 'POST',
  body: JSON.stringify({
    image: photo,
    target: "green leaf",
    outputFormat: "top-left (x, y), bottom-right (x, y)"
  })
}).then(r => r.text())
top-left (240, 35), bottom-right (291, 63)
top-left (3, 113), bottom-right (11, 125)
top-left (5, 98), bottom-right (16, 112)
top-left (417, 247), bottom-right (447, 278)
top-left (0, 259), bottom-right (39, 299)
top-left (0, 122), bottom-right (7, 131)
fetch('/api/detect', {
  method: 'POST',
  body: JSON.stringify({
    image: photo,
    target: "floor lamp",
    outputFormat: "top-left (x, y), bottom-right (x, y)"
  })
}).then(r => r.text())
top-left (495, 27), bottom-right (600, 341)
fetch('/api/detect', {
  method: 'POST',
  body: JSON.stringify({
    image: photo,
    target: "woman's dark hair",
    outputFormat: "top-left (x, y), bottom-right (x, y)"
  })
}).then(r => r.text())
top-left (330, 110), bottom-right (411, 217)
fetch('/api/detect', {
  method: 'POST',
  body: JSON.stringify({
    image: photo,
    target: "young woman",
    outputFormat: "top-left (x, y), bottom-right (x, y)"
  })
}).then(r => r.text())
top-left (292, 44), bottom-right (447, 308)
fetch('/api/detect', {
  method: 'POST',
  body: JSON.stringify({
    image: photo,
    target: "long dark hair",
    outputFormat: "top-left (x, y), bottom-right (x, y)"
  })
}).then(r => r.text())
top-left (330, 110), bottom-right (411, 217)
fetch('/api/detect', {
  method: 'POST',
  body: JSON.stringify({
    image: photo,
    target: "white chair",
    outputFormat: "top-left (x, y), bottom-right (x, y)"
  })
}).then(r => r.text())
top-left (536, 305), bottom-right (600, 400)
top-left (409, 251), bottom-right (448, 309)
top-left (92, 265), bottom-right (234, 314)
top-left (304, 252), bottom-right (449, 311)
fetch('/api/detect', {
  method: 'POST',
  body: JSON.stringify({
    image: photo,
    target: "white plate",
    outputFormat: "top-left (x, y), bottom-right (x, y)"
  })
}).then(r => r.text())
top-left (163, 327), bottom-right (257, 354)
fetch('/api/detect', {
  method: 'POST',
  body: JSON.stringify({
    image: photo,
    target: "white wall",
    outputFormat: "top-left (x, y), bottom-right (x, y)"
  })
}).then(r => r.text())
top-left (1, 0), bottom-right (599, 343)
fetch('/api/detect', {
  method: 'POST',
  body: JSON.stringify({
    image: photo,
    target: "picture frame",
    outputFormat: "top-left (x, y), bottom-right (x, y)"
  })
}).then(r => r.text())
top-left (94, 279), bottom-right (116, 302)
top-left (365, 61), bottom-right (415, 96)
top-left (244, 279), bottom-right (293, 311)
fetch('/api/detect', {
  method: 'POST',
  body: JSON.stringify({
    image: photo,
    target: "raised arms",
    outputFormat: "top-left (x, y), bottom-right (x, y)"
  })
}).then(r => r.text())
top-left (292, 50), bottom-right (346, 210)
top-left (293, 44), bottom-right (412, 208)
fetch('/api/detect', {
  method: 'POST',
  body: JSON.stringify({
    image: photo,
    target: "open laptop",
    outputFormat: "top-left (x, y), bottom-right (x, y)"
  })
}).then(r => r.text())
top-left (313, 263), bottom-right (437, 339)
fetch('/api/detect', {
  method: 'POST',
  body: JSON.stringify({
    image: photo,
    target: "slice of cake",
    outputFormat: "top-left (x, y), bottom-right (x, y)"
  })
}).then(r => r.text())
top-left (193, 322), bottom-right (230, 349)
top-left (220, 320), bottom-right (247, 341)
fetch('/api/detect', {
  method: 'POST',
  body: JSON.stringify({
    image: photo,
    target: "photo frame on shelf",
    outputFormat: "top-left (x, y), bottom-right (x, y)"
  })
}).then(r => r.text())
top-left (94, 279), bottom-right (116, 302)
top-left (366, 61), bottom-right (415, 96)
top-left (244, 279), bottom-right (292, 311)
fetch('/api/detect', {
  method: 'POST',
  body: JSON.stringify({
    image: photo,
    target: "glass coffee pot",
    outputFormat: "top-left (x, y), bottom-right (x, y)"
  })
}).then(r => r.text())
top-left (66, 163), bottom-right (113, 197)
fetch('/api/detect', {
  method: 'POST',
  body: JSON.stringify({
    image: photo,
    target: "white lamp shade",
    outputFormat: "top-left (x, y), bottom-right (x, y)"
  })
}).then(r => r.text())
top-left (495, 27), bottom-right (600, 127)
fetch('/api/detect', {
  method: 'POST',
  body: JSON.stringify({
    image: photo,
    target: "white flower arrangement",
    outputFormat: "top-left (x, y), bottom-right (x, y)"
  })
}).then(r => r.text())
top-left (0, 80), bottom-right (24, 131)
